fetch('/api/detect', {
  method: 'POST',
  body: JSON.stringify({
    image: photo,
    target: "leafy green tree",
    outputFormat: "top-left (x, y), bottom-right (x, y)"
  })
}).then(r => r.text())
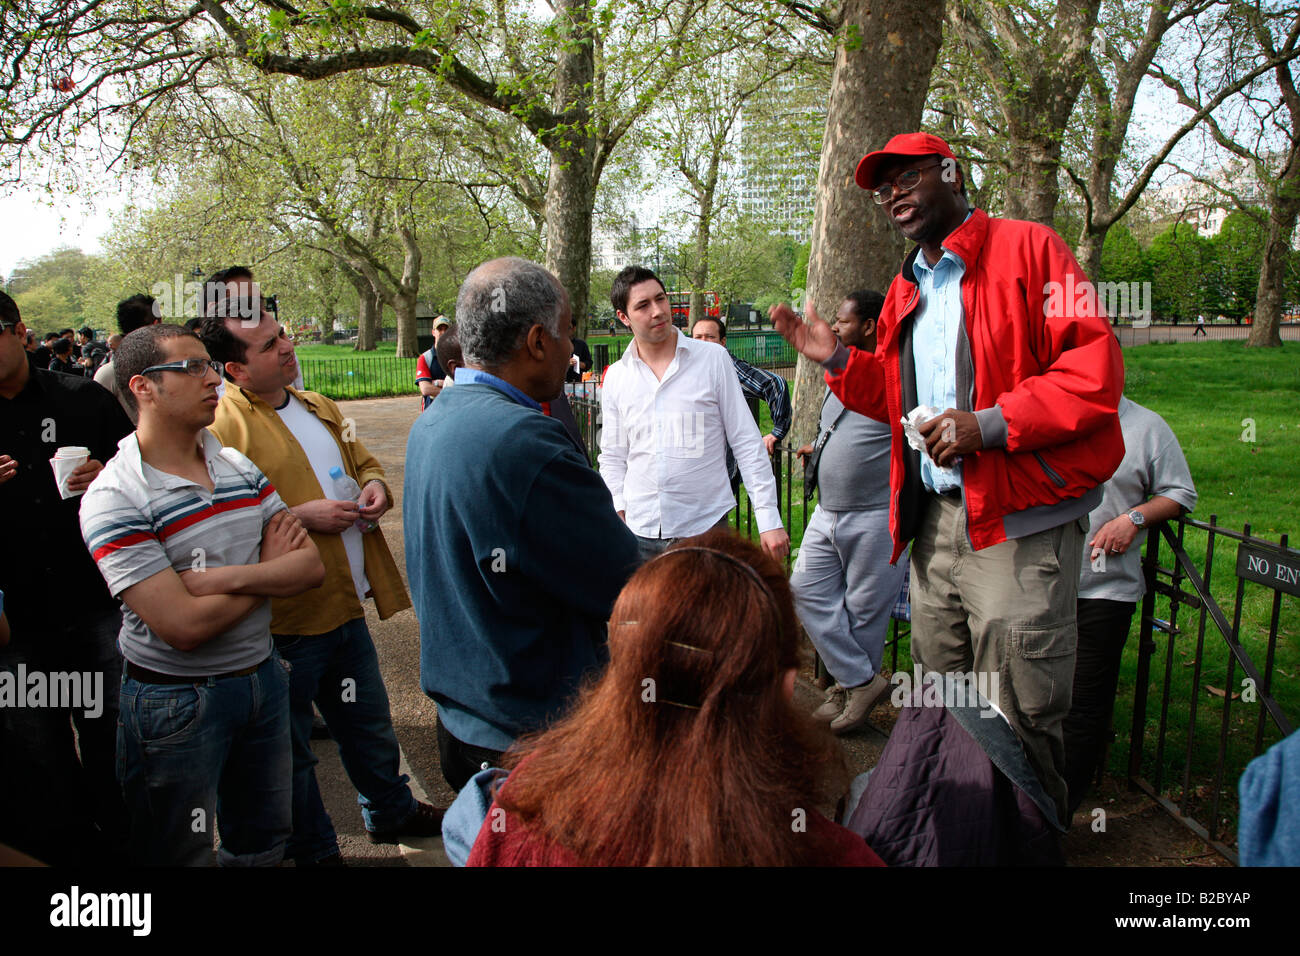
top-left (1097, 223), bottom-right (1151, 287)
top-left (1, 0), bottom-right (806, 340)
top-left (1212, 210), bottom-right (1267, 321)
top-left (1148, 222), bottom-right (1214, 322)
top-left (8, 246), bottom-right (104, 333)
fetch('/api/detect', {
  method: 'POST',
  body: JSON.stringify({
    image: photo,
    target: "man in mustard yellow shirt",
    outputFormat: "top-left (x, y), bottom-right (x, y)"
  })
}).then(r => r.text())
top-left (200, 282), bottom-right (443, 866)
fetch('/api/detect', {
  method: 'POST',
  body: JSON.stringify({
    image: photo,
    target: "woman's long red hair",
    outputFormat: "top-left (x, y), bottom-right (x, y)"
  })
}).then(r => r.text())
top-left (496, 529), bottom-right (847, 865)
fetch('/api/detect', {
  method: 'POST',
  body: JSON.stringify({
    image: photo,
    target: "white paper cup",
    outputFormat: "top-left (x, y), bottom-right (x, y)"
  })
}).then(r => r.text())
top-left (50, 446), bottom-right (90, 499)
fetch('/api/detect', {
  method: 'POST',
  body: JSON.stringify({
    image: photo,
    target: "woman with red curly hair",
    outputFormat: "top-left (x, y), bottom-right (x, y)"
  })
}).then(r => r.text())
top-left (455, 529), bottom-right (884, 866)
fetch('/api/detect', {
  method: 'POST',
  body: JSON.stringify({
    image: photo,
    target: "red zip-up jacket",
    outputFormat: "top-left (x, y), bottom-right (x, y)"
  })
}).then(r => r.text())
top-left (825, 208), bottom-right (1125, 560)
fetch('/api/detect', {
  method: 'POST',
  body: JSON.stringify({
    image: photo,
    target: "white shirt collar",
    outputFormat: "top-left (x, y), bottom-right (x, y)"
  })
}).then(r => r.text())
top-left (625, 326), bottom-right (694, 367)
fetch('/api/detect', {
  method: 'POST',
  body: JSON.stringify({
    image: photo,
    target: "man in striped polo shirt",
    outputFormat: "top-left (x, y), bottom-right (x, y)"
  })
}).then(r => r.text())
top-left (80, 324), bottom-right (324, 866)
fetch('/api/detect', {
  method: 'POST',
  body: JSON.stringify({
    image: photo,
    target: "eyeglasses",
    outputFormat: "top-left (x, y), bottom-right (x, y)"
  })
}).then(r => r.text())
top-left (140, 358), bottom-right (224, 378)
top-left (0, 321), bottom-right (17, 334)
top-left (871, 162), bottom-right (946, 205)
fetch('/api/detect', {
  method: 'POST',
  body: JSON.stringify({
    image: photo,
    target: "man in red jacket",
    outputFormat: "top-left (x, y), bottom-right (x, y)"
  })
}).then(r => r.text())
top-left (772, 132), bottom-right (1124, 825)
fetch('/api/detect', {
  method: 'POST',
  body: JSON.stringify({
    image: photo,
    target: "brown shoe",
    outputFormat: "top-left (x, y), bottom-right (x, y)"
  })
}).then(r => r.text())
top-left (812, 683), bottom-right (846, 722)
top-left (831, 674), bottom-right (890, 734)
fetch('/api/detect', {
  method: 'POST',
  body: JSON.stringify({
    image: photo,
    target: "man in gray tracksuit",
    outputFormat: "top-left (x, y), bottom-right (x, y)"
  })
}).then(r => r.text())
top-left (791, 290), bottom-right (908, 734)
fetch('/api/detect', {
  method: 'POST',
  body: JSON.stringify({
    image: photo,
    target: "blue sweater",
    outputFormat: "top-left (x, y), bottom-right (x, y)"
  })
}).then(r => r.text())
top-left (1239, 730), bottom-right (1300, 866)
top-left (404, 381), bottom-right (639, 750)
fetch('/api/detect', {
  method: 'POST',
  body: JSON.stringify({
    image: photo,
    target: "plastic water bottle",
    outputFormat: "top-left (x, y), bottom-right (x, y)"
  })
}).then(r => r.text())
top-left (329, 466), bottom-right (378, 533)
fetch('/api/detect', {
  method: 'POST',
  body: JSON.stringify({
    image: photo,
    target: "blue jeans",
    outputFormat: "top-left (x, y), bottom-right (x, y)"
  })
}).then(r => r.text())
top-left (117, 653), bottom-right (292, 866)
top-left (274, 618), bottom-right (415, 863)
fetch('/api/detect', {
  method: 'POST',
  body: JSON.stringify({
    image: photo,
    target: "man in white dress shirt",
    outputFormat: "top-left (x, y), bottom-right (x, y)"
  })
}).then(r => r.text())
top-left (599, 266), bottom-right (790, 562)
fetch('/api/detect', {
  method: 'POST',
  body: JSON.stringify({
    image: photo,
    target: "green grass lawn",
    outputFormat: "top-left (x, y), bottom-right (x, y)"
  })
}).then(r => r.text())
top-left (1108, 341), bottom-right (1299, 836)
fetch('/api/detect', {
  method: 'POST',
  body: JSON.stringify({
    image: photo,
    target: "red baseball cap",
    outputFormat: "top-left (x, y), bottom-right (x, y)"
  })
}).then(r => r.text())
top-left (854, 132), bottom-right (957, 190)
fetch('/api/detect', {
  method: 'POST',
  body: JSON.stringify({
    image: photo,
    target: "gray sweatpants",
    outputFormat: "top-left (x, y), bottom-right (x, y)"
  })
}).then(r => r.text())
top-left (790, 505), bottom-right (907, 688)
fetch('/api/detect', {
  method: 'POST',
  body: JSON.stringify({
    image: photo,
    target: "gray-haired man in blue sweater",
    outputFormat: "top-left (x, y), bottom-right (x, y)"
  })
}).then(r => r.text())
top-left (404, 258), bottom-right (640, 790)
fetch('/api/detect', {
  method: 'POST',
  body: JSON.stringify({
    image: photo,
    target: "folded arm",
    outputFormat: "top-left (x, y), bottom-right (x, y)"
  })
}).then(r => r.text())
top-left (179, 510), bottom-right (325, 599)
top-left (120, 571), bottom-right (266, 653)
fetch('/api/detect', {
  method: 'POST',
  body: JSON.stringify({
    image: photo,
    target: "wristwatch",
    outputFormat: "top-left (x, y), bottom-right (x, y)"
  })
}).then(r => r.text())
top-left (1127, 510), bottom-right (1146, 528)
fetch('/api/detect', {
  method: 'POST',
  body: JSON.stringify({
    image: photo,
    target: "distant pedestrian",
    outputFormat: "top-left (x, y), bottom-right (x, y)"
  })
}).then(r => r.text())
top-left (435, 326), bottom-right (463, 389)
top-left (1193, 314), bottom-right (1207, 337)
top-left (95, 294), bottom-right (161, 423)
top-left (416, 315), bottom-right (451, 409)
top-left (47, 336), bottom-right (82, 376)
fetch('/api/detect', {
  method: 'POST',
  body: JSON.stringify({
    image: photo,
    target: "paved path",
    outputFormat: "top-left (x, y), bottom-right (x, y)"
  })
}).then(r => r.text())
top-left (311, 395), bottom-right (1221, 867)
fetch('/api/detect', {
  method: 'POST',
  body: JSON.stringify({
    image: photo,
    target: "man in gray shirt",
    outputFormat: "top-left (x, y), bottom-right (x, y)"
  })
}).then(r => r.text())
top-left (1063, 395), bottom-right (1197, 815)
top-left (791, 290), bottom-right (908, 733)
top-left (80, 324), bottom-right (324, 865)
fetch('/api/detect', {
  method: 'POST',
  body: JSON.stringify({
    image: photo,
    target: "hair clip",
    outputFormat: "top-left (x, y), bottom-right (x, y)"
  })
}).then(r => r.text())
top-left (665, 640), bottom-right (712, 655)
top-left (659, 698), bottom-right (701, 711)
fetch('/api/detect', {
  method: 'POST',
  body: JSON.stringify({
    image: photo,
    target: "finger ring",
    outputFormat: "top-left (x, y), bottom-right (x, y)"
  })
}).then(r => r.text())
top-left (1111, 548), bottom-right (1120, 553)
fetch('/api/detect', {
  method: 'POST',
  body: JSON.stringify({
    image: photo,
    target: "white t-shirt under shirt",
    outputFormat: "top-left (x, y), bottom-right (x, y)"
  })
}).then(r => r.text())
top-left (275, 394), bottom-right (371, 603)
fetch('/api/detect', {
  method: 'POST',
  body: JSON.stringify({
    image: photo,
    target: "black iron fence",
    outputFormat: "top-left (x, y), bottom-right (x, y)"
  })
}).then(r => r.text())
top-left (1128, 516), bottom-right (1296, 862)
top-left (1114, 323), bottom-right (1300, 346)
top-left (301, 331), bottom-right (797, 401)
top-left (298, 356), bottom-right (419, 400)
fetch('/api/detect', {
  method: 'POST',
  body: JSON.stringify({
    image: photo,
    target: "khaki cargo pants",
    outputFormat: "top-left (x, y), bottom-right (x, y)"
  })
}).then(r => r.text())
top-left (909, 493), bottom-right (1085, 827)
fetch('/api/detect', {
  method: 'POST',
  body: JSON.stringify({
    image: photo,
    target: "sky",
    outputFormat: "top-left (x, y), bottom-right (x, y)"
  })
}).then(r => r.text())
top-left (0, 182), bottom-right (125, 279)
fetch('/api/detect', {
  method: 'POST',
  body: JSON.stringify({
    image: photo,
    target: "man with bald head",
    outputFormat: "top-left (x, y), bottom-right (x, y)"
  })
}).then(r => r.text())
top-left (404, 258), bottom-right (639, 790)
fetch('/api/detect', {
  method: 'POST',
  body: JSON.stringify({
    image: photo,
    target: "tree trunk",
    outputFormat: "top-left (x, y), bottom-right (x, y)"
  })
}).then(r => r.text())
top-left (543, 0), bottom-right (596, 339)
top-left (1249, 49), bottom-right (1300, 348)
top-left (1248, 167), bottom-right (1300, 348)
top-left (1077, 226), bottom-right (1105, 284)
top-left (394, 293), bottom-right (419, 357)
top-left (546, 149), bottom-right (595, 340)
top-left (791, 0), bottom-right (945, 448)
top-left (689, 191), bottom-right (714, 328)
top-left (356, 287), bottom-right (380, 351)
top-left (1001, 130), bottom-right (1063, 226)
top-left (394, 213), bottom-right (422, 357)
top-left (337, 259), bottom-right (379, 350)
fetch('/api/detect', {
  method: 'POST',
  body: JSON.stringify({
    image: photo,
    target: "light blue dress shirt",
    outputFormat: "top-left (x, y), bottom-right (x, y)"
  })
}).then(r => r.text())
top-left (911, 234), bottom-right (968, 492)
top-left (454, 367), bottom-right (542, 411)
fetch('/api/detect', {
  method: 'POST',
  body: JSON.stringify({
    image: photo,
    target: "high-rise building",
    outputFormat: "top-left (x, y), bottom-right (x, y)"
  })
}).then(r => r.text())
top-left (738, 72), bottom-right (827, 241)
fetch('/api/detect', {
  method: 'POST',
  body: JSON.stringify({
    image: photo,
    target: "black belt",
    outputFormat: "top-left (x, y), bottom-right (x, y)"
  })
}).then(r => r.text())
top-left (127, 657), bottom-right (268, 685)
top-left (929, 487), bottom-right (962, 500)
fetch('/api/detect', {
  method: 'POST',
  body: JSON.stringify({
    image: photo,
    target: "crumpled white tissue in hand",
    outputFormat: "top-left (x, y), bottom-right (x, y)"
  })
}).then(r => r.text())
top-left (900, 405), bottom-right (941, 453)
